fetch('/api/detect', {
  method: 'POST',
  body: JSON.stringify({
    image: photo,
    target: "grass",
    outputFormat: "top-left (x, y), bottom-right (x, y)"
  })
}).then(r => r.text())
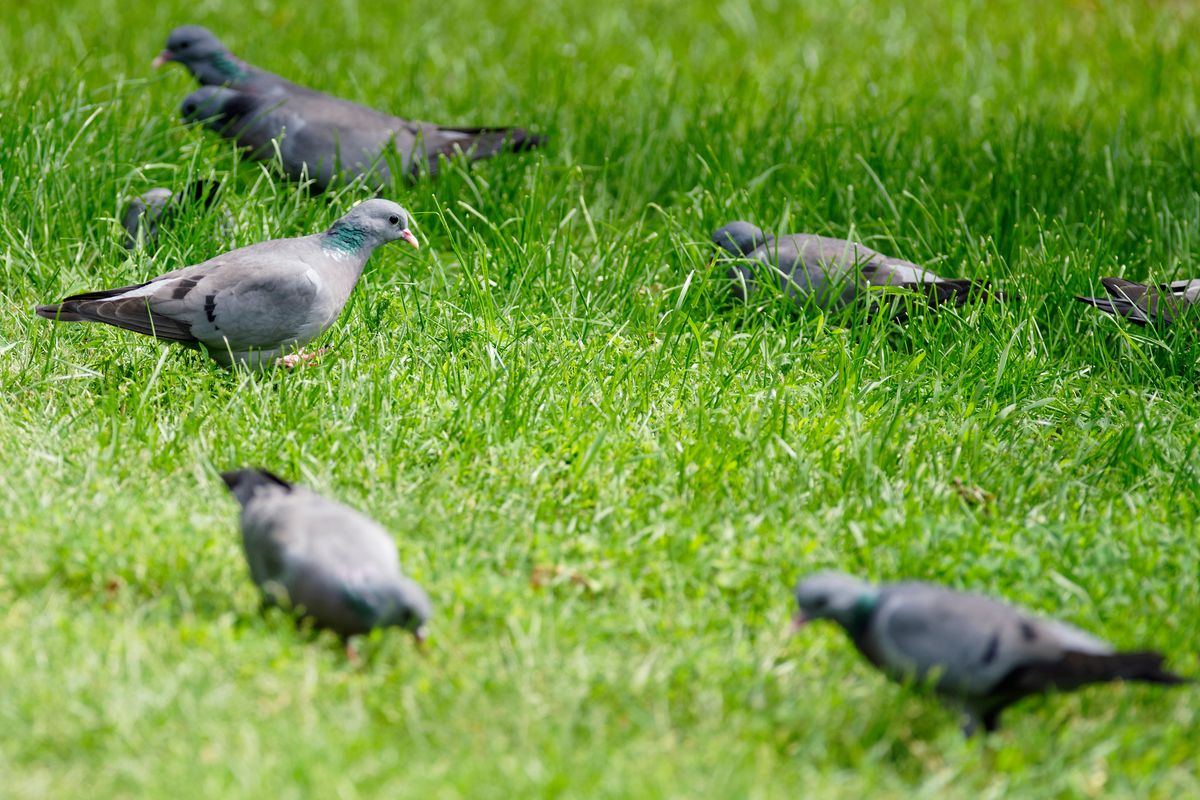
top-left (1, 0), bottom-right (1199, 795)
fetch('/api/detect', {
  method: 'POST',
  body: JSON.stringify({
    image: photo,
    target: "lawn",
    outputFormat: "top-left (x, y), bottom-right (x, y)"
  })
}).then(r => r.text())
top-left (1, 0), bottom-right (1199, 796)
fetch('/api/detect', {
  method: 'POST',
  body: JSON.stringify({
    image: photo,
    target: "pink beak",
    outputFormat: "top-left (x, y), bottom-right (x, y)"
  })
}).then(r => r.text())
top-left (789, 613), bottom-right (809, 634)
top-left (400, 229), bottom-right (420, 249)
top-left (151, 50), bottom-right (174, 68)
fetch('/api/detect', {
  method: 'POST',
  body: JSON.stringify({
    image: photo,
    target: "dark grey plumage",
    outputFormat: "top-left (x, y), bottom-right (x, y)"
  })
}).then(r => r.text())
top-left (221, 468), bottom-right (432, 641)
top-left (1076, 277), bottom-right (1200, 326)
top-left (712, 221), bottom-right (1000, 319)
top-left (37, 199), bottom-right (418, 369)
top-left (161, 25), bottom-right (544, 189)
top-left (793, 572), bottom-right (1189, 735)
top-left (121, 180), bottom-right (222, 249)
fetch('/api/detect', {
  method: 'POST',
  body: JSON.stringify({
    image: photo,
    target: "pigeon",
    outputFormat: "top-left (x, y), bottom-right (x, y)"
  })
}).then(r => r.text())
top-left (159, 25), bottom-right (544, 188)
top-left (712, 221), bottom-right (999, 319)
top-left (121, 180), bottom-right (222, 249)
top-left (1076, 277), bottom-right (1200, 327)
top-left (792, 572), bottom-right (1189, 735)
top-left (221, 468), bottom-right (432, 643)
top-left (37, 198), bottom-right (418, 369)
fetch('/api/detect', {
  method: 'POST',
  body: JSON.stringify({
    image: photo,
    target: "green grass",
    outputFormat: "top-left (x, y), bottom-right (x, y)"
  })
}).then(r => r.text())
top-left (2, 0), bottom-right (1199, 796)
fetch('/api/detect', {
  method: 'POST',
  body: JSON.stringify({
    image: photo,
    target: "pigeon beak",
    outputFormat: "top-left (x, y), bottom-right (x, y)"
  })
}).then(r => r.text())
top-left (152, 50), bottom-right (175, 68)
top-left (789, 613), bottom-right (809, 633)
top-left (412, 624), bottom-right (429, 644)
top-left (400, 229), bottom-right (420, 249)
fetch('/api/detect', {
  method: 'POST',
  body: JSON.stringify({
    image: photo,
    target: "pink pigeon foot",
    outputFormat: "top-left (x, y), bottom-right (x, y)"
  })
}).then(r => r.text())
top-left (277, 347), bottom-right (330, 369)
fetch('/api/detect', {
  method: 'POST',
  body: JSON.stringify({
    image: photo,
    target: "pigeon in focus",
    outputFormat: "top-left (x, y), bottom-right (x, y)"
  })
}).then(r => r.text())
top-left (37, 198), bottom-right (419, 369)
top-left (792, 572), bottom-right (1189, 735)
top-left (221, 468), bottom-right (432, 643)
top-left (712, 221), bottom-right (1000, 320)
top-left (121, 180), bottom-right (223, 250)
top-left (159, 25), bottom-right (544, 188)
top-left (1076, 277), bottom-right (1200, 327)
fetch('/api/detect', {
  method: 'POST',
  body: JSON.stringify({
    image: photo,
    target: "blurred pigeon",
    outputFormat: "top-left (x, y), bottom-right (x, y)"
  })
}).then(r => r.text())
top-left (712, 221), bottom-right (999, 319)
top-left (159, 25), bottom-right (543, 188)
top-left (1076, 277), bottom-right (1200, 326)
top-left (221, 468), bottom-right (432, 642)
top-left (37, 199), bottom-right (418, 369)
top-left (792, 572), bottom-right (1189, 735)
top-left (121, 180), bottom-right (222, 250)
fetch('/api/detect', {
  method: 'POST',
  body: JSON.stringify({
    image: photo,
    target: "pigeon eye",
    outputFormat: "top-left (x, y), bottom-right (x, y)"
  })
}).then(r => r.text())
top-left (387, 215), bottom-right (400, 226)
top-left (179, 41), bottom-right (190, 50)
top-left (812, 597), bottom-right (828, 609)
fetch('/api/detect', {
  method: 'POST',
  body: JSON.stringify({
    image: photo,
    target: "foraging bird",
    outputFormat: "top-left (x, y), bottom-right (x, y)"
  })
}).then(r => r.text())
top-left (121, 180), bottom-right (222, 249)
top-left (712, 222), bottom-right (998, 319)
top-left (1076, 277), bottom-right (1200, 326)
top-left (792, 572), bottom-right (1189, 735)
top-left (159, 25), bottom-right (544, 188)
top-left (221, 468), bottom-right (432, 642)
top-left (37, 199), bottom-right (418, 369)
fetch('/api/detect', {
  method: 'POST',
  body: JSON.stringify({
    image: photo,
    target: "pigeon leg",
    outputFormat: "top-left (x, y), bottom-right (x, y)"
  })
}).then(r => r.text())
top-left (278, 347), bottom-right (331, 369)
top-left (345, 639), bottom-right (362, 667)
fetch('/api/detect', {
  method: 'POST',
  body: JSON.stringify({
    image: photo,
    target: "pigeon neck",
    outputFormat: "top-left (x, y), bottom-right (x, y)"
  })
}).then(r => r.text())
top-left (322, 223), bottom-right (374, 258)
top-left (846, 593), bottom-right (879, 638)
top-left (211, 52), bottom-right (249, 83)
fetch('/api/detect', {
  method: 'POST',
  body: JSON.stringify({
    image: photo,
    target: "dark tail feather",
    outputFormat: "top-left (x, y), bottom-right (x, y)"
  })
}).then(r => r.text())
top-left (36, 303), bottom-right (84, 322)
top-left (36, 281), bottom-right (155, 323)
top-left (887, 279), bottom-right (1004, 323)
top-left (185, 179), bottom-right (222, 210)
top-left (1075, 294), bottom-right (1150, 325)
top-left (444, 127), bottom-right (545, 161)
top-left (924, 279), bottom-right (1005, 307)
top-left (464, 126), bottom-right (545, 153)
top-left (1026, 650), bottom-right (1191, 692)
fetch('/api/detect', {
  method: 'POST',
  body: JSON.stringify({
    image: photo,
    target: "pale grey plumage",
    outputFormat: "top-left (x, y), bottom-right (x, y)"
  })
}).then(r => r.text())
top-left (162, 26), bottom-right (543, 189)
top-left (793, 572), bottom-right (1188, 735)
top-left (37, 199), bottom-right (419, 369)
top-left (221, 468), bottom-right (431, 640)
top-left (712, 221), bottom-right (999, 318)
top-left (121, 180), bottom-right (223, 250)
top-left (1076, 277), bottom-right (1200, 326)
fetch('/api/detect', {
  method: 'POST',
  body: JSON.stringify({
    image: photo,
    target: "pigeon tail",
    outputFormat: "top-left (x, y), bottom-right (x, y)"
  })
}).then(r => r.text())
top-left (185, 179), bottom-right (223, 210)
top-left (1075, 294), bottom-right (1150, 324)
top-left (422, 126), bottom-right (545, 174)
top-left (921, 278), bottom-right (1004, 307)
top-left (36, 304), bottom-right (84, 322)
top-left (886, 279), bottom-right (1004, 323)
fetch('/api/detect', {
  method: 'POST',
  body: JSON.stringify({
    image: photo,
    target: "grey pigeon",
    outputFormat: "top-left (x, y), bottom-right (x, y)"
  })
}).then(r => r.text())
top-left (121, 179), bottom-right (222, 249)
top-left (1076, 277), bottom-right (1200, 327)
top-left (159, 25), bottom-right (543, 188)
top-left (712, 221), bottom-right (999, 320)
top-left (221, 468), bottom-right (432, 642)
top-left (792, 572), bottom-right (1189, 735)
top-left (37, 198), bottom-right (418, 369)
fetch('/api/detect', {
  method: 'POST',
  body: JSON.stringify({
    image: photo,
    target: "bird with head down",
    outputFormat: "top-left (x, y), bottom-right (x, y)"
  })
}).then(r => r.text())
top-left (791, 571), bottom-right (1189, 736)
top-left (712, 221), bottom-right (1002, 320)
top-left (157, 25), bottom-right (544, 188)
top-left (221, 467), bottom-right (432, 649)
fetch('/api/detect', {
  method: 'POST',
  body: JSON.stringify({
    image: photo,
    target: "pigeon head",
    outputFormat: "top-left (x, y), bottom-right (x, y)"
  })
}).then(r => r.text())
top-left (155, 26), bottom-right (247, 85)
top-left (179, 86), bottom-right (226, 123)
top-left (793, 572), bottom-right (877, 630)
top-left (220, 468), bottom-right (293, 507)
top-left (121, 188), bottom-right (174, 249)
top-left (178, 86), bottom-right (264, 135)
top-left (386, 577), bottom-right (435, 642)
top-left (324, 200), bottom-right (419, 254)
top-left (712, 221), bottom-right (768, 257)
